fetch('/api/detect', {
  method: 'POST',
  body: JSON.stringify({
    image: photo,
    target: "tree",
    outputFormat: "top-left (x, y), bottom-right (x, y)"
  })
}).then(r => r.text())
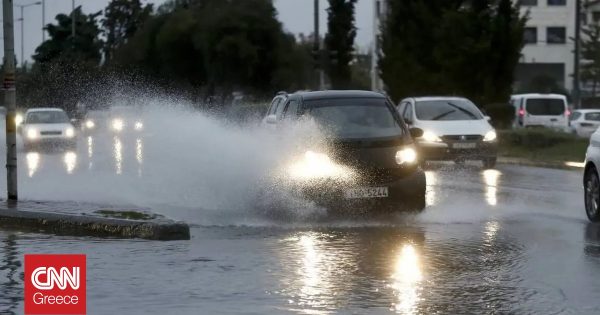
top-left (113, 0), bottom-right (311, 97)
top-left (103, 0), bottom-right (153, 63)
top-left (325, 0), bottom-right (357, 89)
top-left (581, 24), bottom-right (600, 96)
top-left (33, 7), bottom-right (103, 65)
top-left (379, 0), bottom-right (526, 105)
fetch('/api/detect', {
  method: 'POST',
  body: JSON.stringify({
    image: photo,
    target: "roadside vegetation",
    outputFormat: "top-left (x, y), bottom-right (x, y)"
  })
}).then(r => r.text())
top-left (498, 129), bottom-right (588, 163)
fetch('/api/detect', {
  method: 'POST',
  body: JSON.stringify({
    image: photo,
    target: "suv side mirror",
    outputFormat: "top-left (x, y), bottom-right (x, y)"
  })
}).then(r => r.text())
top-left (265, 114), bottom-right (277, 125)
top-left (485, 116), bottom-right (491, 121)
top-left (409, 127), bottom-right (423, 138)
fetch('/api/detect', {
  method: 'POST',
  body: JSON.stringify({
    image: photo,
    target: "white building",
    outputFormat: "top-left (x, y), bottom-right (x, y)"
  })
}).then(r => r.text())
top-left (516, 0), bottom-right (575, 92)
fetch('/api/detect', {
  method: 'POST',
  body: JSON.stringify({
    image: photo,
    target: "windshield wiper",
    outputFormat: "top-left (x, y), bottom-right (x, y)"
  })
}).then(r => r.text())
top-left (447, 102), bottom-right (478, 119)
top-left (431, 110), bottom-right (456, 120)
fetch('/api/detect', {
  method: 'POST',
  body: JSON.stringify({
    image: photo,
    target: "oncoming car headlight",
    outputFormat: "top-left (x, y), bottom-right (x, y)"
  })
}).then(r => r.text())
top-left (483, 130), bottom-right (497, 142)
top-left (85, 119), bottom-right (95, 129)
top-left (15, 114), bottom-right (23, 127)
top-left (396, 147), bottom-right (417, 165)
top-left (112, 119), bottom-right (124, 131)
top-left (65, 127), bottom-right (75, 138)
top-left (27, 128), bottom-right (38, 140)
top-left (134, 121), bottom-right (143, 130)
top-left (421, 131), bottom-right (442, 142)
top-left (287, 151), bottom-right (353, 180)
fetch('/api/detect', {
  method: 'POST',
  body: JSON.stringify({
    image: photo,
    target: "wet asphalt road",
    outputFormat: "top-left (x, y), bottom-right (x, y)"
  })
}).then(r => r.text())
top-left (0, 113), bottom-right (599, 314)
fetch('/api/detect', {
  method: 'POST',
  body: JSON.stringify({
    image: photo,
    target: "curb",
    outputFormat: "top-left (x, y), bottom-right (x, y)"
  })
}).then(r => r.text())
top-left (0, 207), bottom-right (190, 241)
top-left (497, 157), bottom-right (584, 171)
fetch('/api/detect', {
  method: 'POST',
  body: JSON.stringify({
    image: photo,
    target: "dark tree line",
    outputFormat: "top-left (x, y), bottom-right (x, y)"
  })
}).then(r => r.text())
top-left (13, 0), bottom-right (527, 118)
top-left (379, 0), bottom-right (526, 107)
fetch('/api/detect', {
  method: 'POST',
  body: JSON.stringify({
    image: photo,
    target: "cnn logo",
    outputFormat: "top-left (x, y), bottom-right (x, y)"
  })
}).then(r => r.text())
top-left (25, 254), bottom-right (86, 314)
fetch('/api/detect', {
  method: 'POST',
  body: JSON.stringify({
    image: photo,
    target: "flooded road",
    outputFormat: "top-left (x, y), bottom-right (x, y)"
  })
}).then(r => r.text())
top-left (0, 109), bottom-right (598, 314)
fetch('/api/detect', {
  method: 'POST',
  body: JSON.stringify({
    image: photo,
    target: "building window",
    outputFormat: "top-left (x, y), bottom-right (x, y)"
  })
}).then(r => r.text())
top-left (547, 0), bottom-right (566, 5)
top-left (547, 27), bottom-right (566, 44)
top-left (519, 0), bottom-right (537, 5)
top-left (593, 11), bottom-right (600, 23)
top-left (524, 27), bottom-right (537, 44)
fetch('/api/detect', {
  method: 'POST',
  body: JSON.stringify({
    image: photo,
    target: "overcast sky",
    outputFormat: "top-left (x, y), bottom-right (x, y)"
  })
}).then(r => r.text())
top-left (0, 0), bottom-right (373, 64)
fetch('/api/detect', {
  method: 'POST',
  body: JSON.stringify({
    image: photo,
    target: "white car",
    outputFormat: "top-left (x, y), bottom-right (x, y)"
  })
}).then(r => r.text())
top-left (510, 93), bottom-right (569, 129)
top-left (569, 109), bottom-right (600, 138)
top-left (19, 108), bottom-right (76, 150)
top-left (584, 130), bottom-right (600, 221)
top-left (398, 96), bottom-right (497, 168)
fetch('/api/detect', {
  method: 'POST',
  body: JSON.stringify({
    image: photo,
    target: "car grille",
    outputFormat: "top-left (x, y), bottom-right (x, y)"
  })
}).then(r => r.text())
top-left (358, 168), bottom-right (404, 185)
top-left (40, 131), bottom-right (62, 136)
top-left (441, 135), bottom-right (482, 141)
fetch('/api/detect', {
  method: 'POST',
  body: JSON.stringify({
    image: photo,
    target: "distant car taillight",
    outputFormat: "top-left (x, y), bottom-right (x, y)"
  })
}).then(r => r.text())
top-left (518, 109), bottom-right (525, 116)
top-left (565, 109), bottom-right (571, 117)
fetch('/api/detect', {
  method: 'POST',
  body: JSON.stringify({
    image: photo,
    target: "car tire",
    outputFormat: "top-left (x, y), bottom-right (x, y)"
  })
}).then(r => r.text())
top-left (585, 166), bottom-right (600, 222)
top-left (482, 157), bottom-right (497, 169)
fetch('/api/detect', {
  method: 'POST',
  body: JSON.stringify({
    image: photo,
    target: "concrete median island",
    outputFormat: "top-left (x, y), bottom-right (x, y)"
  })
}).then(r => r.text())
top-left (0, 200), bottom-right (190, 240)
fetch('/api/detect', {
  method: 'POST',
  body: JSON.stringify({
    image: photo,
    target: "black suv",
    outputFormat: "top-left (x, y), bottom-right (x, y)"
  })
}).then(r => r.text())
top-left (264, 90), bottom-right (426, 211)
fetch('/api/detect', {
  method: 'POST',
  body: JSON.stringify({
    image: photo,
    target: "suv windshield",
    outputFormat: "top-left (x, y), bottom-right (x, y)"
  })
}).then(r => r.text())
top-left (26, 111), bottom-right (69, 124)
top-left (415, 99), bottom-right (483, 121)
top-left (525, 98), bottom-right (565, 116)
top-left (305, 98), bottom-right (403, 139)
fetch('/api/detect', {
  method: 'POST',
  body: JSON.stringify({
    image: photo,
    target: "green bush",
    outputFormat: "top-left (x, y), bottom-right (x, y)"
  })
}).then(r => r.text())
top-left (498, 128), bottom-right (579, 149)
top-left (483, 103), bottom-right (514, 129)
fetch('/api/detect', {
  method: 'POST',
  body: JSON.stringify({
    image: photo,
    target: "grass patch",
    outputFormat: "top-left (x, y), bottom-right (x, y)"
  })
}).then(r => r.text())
top-left (497, 129), bottom-right (588, 162)
top-left (94, 210), bottom-right (157, 221)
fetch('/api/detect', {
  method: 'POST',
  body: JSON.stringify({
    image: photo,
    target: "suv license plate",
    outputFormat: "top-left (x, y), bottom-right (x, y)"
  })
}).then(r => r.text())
top-left (453, 143), bottom-right (477, 149)
top-left (344, 187), bottom-right (389, 199)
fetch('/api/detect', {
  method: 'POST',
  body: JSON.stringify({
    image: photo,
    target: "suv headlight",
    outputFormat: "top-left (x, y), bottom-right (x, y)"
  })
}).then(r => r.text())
top-left (421, 131), bottom-right (442, 142)
top-left (65, 127), bottom-right (75, 138)
top-left (483, 130), bottom-right (497, 142)
top-left (27, 128), bottom-right (38, 140)
top-left (396, 147), bottom-right (417, 165)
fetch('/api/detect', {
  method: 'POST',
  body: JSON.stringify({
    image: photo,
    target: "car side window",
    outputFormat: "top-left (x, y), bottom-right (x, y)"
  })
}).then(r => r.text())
top-left (570, 112), bottom-right (581, 121)
top-left (268, 98), bottom-right (282, 115)
top-left (402, 103), bottom-right (414, 124)
top-left (283, 100), bottom-right (299, 120)
top-left (275, 98), bottom-right (287, 118)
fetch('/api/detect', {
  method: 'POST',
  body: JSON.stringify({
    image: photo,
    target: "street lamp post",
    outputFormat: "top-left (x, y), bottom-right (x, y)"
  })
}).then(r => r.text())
top-left (3, 0), bottom-right (17, 200)
top-left (42, 0), bottom-right (45, 41)
top-left (15, 1), bottom-right (41, 70)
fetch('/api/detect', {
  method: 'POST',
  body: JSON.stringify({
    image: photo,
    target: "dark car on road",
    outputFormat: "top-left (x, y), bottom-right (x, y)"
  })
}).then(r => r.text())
top-left (264, 90), bottom-right (426, 211)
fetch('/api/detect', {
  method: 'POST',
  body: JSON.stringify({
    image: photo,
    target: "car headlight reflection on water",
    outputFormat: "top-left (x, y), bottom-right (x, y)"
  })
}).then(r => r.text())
top-left (287, 151), bottom-right (353, 181)
top-left (134, 121), bottom-right (143, 130)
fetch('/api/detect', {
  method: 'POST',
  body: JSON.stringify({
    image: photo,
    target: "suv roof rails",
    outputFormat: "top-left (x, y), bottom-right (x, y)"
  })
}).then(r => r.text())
top-left (276, 91), bottom-right (287, 95)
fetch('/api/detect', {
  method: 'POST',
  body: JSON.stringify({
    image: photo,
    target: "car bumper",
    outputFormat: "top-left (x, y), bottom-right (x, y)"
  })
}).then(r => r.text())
top-left (292, 168), bottom-right (426, 209)
top-left (418, 140), bottom-right (497, 160)
top-left (24, 137), bottom-right (76, 147)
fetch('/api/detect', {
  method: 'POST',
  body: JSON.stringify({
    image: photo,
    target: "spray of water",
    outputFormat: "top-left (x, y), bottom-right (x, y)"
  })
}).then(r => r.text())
top-left (0, 94), bottom-right (342, 224)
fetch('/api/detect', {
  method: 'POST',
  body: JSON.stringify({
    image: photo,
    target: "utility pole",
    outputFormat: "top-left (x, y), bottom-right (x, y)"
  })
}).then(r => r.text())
top-left (71, 0), bottom-right (75, 37)
top-left (574, 0), bottom-right (582, 109)
top-left (3, 0), bottom-right (18, 200)
top-left (314, 0), bottom-right (325, 90)
top-left (42, 0), bottom-right (45, 42)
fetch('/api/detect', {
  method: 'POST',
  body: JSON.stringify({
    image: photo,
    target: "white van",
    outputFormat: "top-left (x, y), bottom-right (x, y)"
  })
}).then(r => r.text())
top-left (510, 94), bottom-right (569, 129)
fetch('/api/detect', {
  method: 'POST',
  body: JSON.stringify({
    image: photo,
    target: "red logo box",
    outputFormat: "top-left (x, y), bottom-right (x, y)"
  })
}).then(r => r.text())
top-left (25, 254), bottom-right (86, 314)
